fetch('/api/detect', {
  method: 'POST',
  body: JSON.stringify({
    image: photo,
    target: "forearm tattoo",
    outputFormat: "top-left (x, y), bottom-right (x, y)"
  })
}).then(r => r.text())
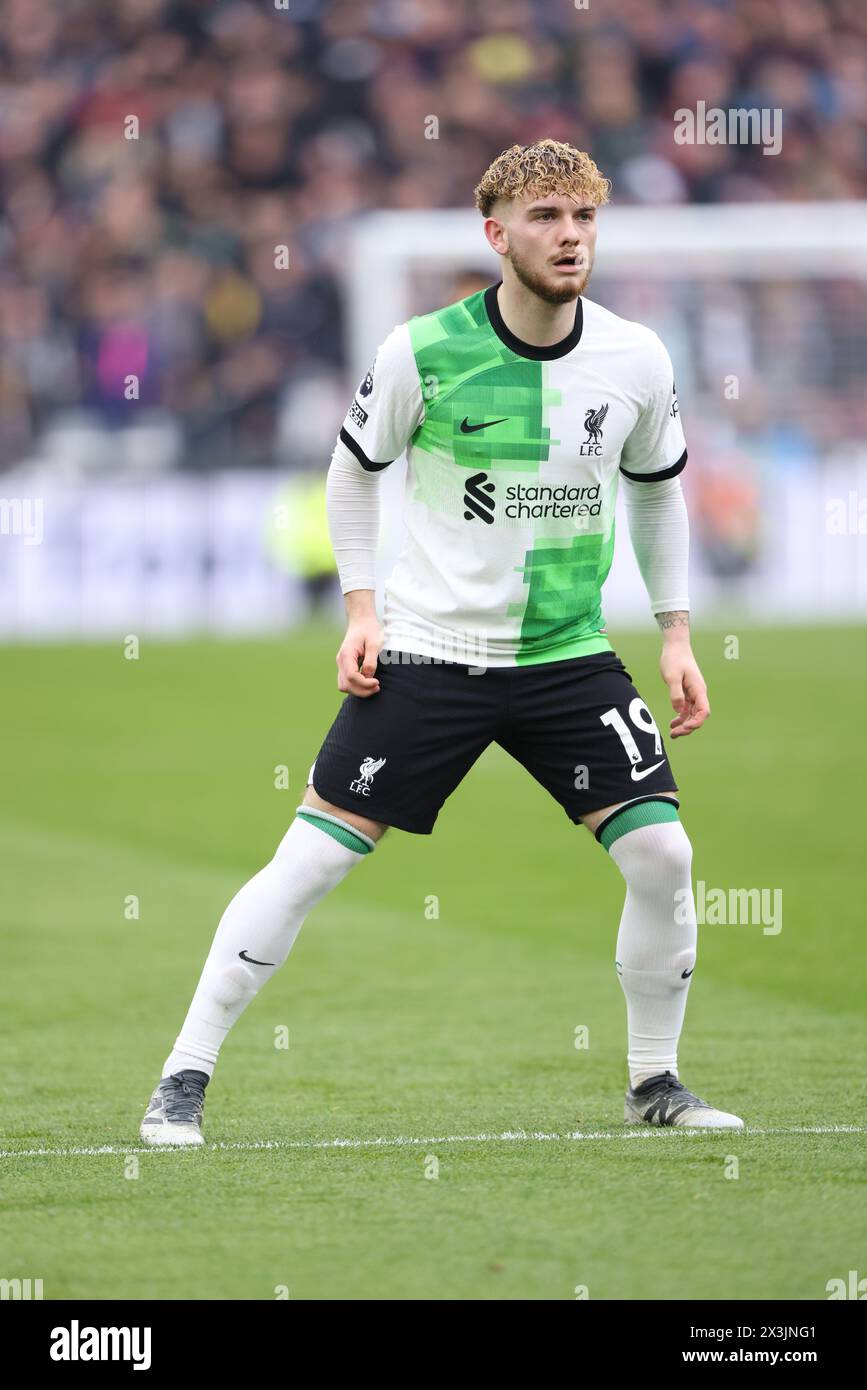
top-left (657, 610), bottom-right (690, 632)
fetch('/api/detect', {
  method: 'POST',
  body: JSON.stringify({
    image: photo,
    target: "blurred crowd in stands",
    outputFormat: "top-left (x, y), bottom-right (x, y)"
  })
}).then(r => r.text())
top-left (1, 0), bottom-right (866, 479)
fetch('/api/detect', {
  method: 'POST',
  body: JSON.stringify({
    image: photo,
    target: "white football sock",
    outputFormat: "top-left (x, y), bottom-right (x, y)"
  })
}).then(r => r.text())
top-left (607, 818), bottom-right (697, 1089)
top-left (161, 810), bottom-right (375, 1079)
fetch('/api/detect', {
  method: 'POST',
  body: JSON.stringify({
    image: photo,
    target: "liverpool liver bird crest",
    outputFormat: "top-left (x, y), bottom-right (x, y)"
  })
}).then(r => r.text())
top-left (583, 403), bottom-right (609, 444)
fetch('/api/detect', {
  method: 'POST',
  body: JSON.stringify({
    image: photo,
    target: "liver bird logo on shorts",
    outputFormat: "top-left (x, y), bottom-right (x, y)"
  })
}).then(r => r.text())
top-left (583, 403), bottom-right (609, 444)
top-left (350, 755), bottom-right (387, 796)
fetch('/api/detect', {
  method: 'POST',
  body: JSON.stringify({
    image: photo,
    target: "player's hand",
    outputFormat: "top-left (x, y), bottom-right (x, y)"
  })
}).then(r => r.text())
top-left (660, 647), bottom-right (710, 737)
top-left (336, 618), bottom-right (384, 697)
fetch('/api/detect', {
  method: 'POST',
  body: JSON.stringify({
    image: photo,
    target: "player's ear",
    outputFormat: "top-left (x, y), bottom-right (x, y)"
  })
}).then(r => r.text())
top-left (483, 211), bottom-right (508, 256)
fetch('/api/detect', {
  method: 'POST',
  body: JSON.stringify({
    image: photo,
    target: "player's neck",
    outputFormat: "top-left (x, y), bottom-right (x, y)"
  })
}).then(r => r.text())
top-left (496, 279), bottom-right (580, 348)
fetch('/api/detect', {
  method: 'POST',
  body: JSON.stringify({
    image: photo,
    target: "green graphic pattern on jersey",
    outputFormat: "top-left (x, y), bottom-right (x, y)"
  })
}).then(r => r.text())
top-left (410, 297), bottom-right (558, 472)
top-left (343, 284), bottom-right (687, 668)
top-left (406, 291), bottom-right (611, 665)
top-left (511, 529), bottom-right (616, 656)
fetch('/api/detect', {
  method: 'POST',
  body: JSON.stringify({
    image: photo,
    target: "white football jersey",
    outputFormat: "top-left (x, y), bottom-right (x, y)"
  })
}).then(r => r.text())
top-left (337, 283), bottom-right (687, 667)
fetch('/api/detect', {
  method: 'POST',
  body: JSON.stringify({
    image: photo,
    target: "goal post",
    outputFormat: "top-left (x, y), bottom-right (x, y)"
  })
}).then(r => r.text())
top-left (341, 202), bottom-right (867, 627)
top-left (343, 202), bottom-right (867, 373)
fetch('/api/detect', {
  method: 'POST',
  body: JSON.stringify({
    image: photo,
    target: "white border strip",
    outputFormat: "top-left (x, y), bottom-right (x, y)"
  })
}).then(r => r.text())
top-left (0, 1126), bottom-right (861, 1159)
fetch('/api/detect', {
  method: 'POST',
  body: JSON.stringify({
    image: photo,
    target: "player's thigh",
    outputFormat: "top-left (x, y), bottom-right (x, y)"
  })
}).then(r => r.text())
top-left (306, 649), bottom-right (501, 836)
top-left (497, 652), bottom-right (680, 828)
top-left (301, 783), bottom-right (388, 842)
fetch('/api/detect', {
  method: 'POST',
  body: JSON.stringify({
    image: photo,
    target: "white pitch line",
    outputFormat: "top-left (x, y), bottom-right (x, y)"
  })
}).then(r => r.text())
top-left (0, 1126), bottom-right (862, 1159)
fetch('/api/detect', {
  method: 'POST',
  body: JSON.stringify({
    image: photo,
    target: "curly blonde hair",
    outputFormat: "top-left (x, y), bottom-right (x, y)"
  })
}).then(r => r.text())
top-left (473, 139), bottom-right (611, 216)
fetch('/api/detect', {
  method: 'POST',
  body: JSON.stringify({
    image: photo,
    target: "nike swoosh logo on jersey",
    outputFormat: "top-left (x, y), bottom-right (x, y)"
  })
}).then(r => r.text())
top-left (460, 417), bottom-right (509, 433)
top-left (630, 759), bottom-right (666, 781)
top-left (239, 949), bottom-right (276, 966)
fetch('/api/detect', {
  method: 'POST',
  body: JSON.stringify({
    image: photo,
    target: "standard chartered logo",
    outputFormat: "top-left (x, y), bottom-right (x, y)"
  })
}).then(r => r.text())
top-left (462, 472), bottom-right (602, 522)
top-left (463, 471), bottom-right (496, 523)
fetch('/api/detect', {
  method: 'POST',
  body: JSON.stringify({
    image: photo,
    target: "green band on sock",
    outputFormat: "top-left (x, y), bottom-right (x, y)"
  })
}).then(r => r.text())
top-left (296, 809), bottom-right (373, 855)
top-left (599, 798), bottom-right (679, 852)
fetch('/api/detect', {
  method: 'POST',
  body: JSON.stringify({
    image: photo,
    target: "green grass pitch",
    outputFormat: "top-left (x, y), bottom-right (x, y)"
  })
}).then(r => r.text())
top-left (0, 623), bottom-right (864, 1301)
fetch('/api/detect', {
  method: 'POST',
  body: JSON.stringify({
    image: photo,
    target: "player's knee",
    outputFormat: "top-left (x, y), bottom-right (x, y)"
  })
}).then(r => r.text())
top-left (655, 820), bottom-right (692, 878)
top-left (604, 802), bottom-right (691, 879)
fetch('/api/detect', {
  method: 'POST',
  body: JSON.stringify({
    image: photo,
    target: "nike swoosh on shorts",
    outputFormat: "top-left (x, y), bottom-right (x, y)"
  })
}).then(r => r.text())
top-left (631, 759), bottom-right (666, 781)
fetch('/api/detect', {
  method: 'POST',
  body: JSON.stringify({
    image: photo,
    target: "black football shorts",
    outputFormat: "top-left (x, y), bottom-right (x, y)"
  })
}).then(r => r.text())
top-left (308, 647), bottom-right (678, 835)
